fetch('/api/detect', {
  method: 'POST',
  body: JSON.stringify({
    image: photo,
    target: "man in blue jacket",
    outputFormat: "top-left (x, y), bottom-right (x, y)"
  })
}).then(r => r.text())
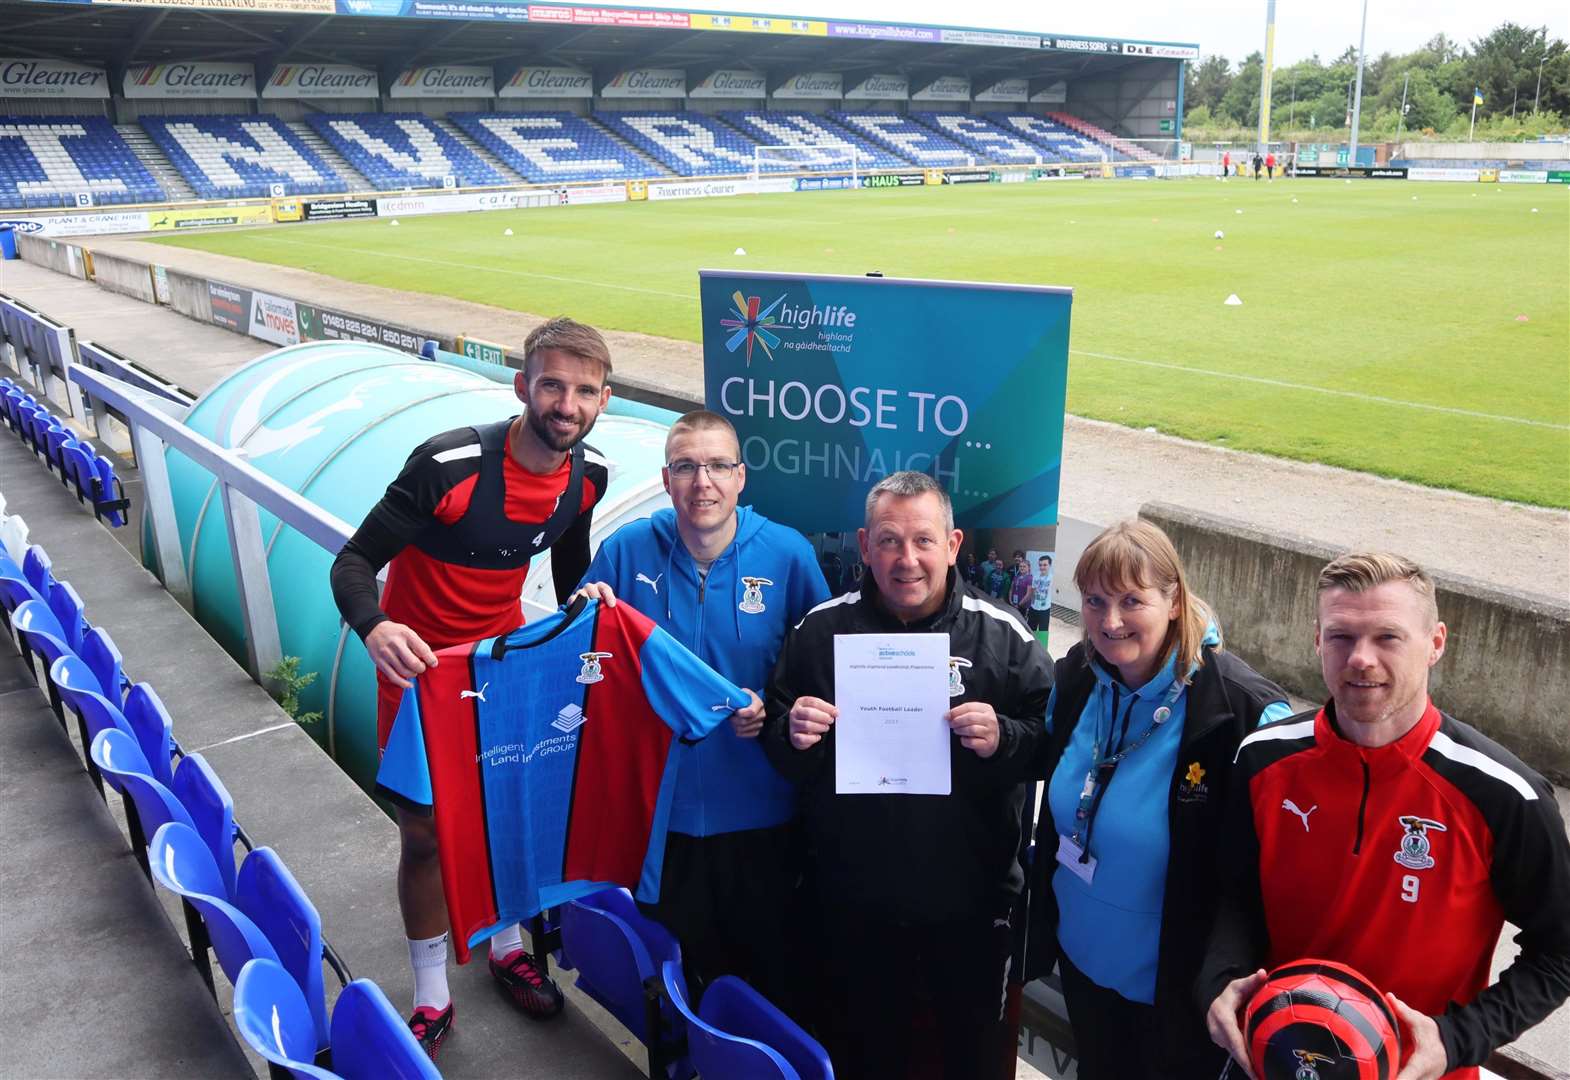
top-left (576, 409), bottom-right (829, 1004)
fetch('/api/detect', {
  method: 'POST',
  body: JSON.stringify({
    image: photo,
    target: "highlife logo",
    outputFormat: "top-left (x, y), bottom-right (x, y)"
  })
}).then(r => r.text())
top-left (719, 291), bottom-right (857, 365)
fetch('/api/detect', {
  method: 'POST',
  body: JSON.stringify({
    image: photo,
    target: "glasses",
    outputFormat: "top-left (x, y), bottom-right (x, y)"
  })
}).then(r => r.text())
top-left (667, 461), bottom-right (740, 480)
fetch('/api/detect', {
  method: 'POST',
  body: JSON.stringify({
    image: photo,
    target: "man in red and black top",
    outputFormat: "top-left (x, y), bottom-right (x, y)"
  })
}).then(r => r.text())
top-left (331, 317), bottom-right (613, 1057)
top-left (1202, 553), bottom-right (1570, 1080)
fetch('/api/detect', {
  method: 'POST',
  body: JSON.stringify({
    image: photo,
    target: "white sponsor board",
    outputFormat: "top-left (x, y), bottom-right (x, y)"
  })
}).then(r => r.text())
top-left (600, 68), bottom-right (687, 99)
top-left (499, 66), bottom-right (593, 99)
top-left (0, 59), bottom-right (110, 99)
top-left (974, 78), bottom-right (1028, 103)
top-left (844, 74), bottom-right (909, 101)
top-left (249, 290), bottom-right (301, 347)
top-left (1407, 166), bottom-right (1482, 182)
top-left (263, 63), bottom-right (379, 99)
top-left (124, 62), bottom-right (256, 99)
top-left (1031, 81), bottom-right (1068, 104)
top-left (1497, 169), bottom-right (1548, 184)
top-left (1051, 37), bottom-right (1116, 53)
top-left (27, 212), bottom-right (152, 237)
top-left (564, 183), bottom-right (628, 205)
top-left (377, 186), bottom-right (627, 218)
top-left (772, 72), bottom-right (842, 100)
top-left (688, 69), bottom-right (768, 99)
top-left (912, 76), bottom-right (971, 102)
top-left (940, 29), bottom-right (1041, 48)
top-left (1122, 42), bottom-right (1201, 59)
top-left (389, 65), bottom-right (495, 99)
top-left (647, 177), bottom-right (794, 201)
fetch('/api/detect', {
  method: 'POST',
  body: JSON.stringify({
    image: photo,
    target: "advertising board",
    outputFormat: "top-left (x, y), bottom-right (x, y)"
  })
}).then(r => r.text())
top-left (208, 282), bottom-right (250, 333)
top-left (389, 65), bottom-right (495, 98)
top-left (943, 169), bottom-right (998, 184)
top-left (974, 79), bottom-right (1027, 103)
top-left (296, 304), bottom-right (428, 351)
top-left (912, 76), bottom-right (970, 102)
top-left (600, 68), bottom-right (688, 99)
top-left (0, 58), bottom-right (109, 99)
top-left (248, 289), bottom-right (301, 346)
top-left (302, 198), bottom-right (379, 221)
top-left (844, 74), bottom-right (909, 101)
top-left (499, 66), bottom-right (594, 98)
top-left (861, 174), bottom-right (925, 188)
top-left (147, 205), bottom-right (272, 230)
top-left (1497, 169), bottom-right (1547, 184)
top-left (123, 62), bottom-right (256, 99)
top-left (688, 69), bottom-right (768, 99)
top-left (772, 72), bottom-right (842, 99)
top-left (1407, 166), bottom-right (1482, 182)
top-left (263, 64), bottom-right (379, 99)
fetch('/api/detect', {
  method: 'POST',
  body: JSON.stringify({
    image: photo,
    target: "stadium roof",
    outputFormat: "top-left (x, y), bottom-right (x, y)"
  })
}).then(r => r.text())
top-left (0, 0), bottom-right (1198, 85)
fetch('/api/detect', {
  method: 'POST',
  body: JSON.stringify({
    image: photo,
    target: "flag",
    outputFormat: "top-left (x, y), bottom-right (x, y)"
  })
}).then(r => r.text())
top-left (1473, 88), bottom-right (1484, 106)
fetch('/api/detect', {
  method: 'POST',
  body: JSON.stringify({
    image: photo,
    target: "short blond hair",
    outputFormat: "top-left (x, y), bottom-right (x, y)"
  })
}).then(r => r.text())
top-left (523, 317), bottom-right (612, 380)
top-left (1317, 552), bottom-right (1439, 626)
top-left (665, 410), bottom-right (739, 460)
top-left (1074, 519), bottom-right (1216, 682)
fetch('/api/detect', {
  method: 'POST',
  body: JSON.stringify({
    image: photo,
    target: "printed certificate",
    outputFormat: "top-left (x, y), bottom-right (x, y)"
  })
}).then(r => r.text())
top-left (833, 633), bottom-right (951, 795)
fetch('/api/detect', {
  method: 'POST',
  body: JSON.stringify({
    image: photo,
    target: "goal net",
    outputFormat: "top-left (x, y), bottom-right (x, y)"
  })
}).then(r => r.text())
top-left (751, 144), bottom-right (861, 181)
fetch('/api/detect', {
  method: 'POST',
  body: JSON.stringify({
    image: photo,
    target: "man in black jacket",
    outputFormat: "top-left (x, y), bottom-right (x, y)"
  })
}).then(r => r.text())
top-left (762, 471), bottom-right (1053, 1080)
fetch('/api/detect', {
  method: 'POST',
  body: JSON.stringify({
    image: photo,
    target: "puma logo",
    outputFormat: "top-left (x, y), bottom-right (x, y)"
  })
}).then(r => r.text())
top-left (1282, 798), bottom-right (1318, 832)
top-left (636, 572), bottom-right (663, 595)
top-left (460, 682), bottom-right (489, 703)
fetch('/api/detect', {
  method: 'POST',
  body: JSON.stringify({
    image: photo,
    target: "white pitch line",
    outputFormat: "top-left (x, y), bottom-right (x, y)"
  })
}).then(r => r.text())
top-left (240, 234), bottom-right (695, 301)
top-left (1072, 349), bottom-right (1569, 431)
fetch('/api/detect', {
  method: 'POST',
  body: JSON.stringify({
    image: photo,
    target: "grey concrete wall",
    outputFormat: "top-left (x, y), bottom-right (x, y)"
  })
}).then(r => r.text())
top-left (17, 232), bottom-right (83, 278)
top-left (90, 251), bottom-right (157, 304)
top-left (1142, 502), bottom-right (1570, 783)
top-left (165, 267), bottom-right (213, 323)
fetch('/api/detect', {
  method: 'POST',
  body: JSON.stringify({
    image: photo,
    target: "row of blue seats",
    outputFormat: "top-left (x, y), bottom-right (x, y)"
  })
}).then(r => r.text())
top-left (0, 117), bottom-right (164, 207)
top-left (1, 378), bottom-right (128, 527)
top-left (0, 498), bottom-right (436, 1080)
top-left (559, 886), bottom-right (833, 1079)
top-left (141, 115), bottom-right (346, 201)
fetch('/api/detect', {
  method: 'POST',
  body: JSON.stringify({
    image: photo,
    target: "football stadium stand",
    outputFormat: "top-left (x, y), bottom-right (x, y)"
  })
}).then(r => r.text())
top-left (139, 115), bottom-right (346, 199)
top-left (829, 111), bottom-right (971, 167)
top-left (450, 112), bottom-right (659, 183)
top-left (911, 112), bottom-right (1049, 164)
top-left (0, 117), bottom-right (164, 209)
top-left (1047, 112), bottom-right (1162, 162)
top-left (593, 111), bottom-right (755, 176)
top-left (719, 110), bottom-right (908, 170)
top-left (303, 112), bottom-right (506, 190)
top-left (982, 114), bottom-right (1107, 162)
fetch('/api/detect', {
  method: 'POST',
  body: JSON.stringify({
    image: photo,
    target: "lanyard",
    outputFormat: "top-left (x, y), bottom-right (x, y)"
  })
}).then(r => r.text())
top-left (1070, 676), bottom-right (1185, 860)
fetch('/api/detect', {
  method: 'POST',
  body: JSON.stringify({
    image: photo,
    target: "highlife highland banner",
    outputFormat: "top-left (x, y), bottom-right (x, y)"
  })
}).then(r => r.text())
top-left (700, 270), bottom-right (1070, 612)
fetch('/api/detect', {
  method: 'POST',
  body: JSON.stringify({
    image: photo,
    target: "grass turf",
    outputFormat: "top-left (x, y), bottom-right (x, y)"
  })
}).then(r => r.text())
top-left (151, 178), bottom-right (1570, 508)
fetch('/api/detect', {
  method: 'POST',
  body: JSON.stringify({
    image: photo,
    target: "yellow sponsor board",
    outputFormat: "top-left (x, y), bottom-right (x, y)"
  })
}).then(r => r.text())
top-left (689, 12), bottom-right (826, 34)
top-left (1478, 168), bottom-right (1499, 183)
top-left (923, 169), bottom-right (944, 185)
top-left (626, 180), bottom-right (649, 201)
top-left (271, 199), bottom-right (304, 223)
top-left (94, 0), bottom-right (334, 12)
top-left (147, 205), bottom-right (273, 230)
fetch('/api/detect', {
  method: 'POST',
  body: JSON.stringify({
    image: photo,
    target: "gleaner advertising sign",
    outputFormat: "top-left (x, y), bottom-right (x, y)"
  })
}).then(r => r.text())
top-left (912, 75), bottom-right (971, 102)
top-left (124, 62), bottom-right (257, 99)
top-left (844, 74), bottom-right (909, 101)
top-left (499, 66), bottom-right (594, 99)
top-left (263, 64), bottom-right (379, 99)
top-left (600, 68), bottom-right (687, 99)
top-left (0, 59), bottom-right (110, 99)
top-left (688, 69), bottom-right (768, 99)
top-left (389, 65), bottom-right (495, 98)
top-left (772, 72), bottom-right (843, 99)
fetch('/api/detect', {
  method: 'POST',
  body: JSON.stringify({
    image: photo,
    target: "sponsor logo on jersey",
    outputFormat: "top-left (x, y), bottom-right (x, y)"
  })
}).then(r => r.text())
top-left (576, 651), bottom-right (613, 684)
top-left (739, 576), bottom-right (773, 614)
top-left (552, 703), bottom-right (587, 733)
top-left (1393, 815), bottom-right (1447, 870)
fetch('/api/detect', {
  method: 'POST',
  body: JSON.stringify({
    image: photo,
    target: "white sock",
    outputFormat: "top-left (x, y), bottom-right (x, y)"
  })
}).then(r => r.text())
top-left (408, 933), bottom-right (451, 1011)
top-left (490, 923), bottom-right (524, 961)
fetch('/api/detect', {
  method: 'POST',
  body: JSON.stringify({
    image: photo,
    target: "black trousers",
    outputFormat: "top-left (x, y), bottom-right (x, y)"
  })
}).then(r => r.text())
top-left (1058, 953), bottom-right (1227, 1080)
top-left (639, 825), bottom-right (796, 1009)
top-left (820, 909), bottom-right (1011, 1080)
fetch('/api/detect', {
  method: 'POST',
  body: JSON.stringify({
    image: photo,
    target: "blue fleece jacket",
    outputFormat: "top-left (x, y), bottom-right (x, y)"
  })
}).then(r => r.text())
top-left (1046, 626), bottom-right (1294, 1004)
top-left (581, 506), bottom-right (830, 836)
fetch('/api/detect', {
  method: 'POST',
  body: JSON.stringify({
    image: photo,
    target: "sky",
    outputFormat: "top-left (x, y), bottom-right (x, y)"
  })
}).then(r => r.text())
top-left (606, 0), bottom-right (1570, 65)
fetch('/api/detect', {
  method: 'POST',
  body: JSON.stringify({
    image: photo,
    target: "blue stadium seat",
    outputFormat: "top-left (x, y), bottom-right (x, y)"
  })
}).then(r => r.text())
top-left (328, 976), bottom-right (440, 1080)
top-left (561, 887), bottom-right (691, 1079)
top-left (46, 577), bottom-right (87, 653)
top-left (123, 682), bottom-right (178, 789)
top-left (50, 652), bottom-right (123, 795)
top-left (171, 753), bottom-right (239, 900)
top-left (451, 112), bottom-right (655, 183)
top-left (148, 819), bottom-right (281, 984)
top-left (304, 113), bottom-right (504, 190)
top-left (236, 846), bottom-right (330, 1052)
top-left (78, 625), bottom-right (128, 707)
top-left (983, 114), bottom-right (1107, 163)
top-left (11, 597), bottom-right (73, 720)
top-left (912, 112), bottom-right (1059, 164)
top-left (593, 111), bottom-right (754, 176)
top-left (140, 115), bottom-right (345, 200)
top-left (22, 543), bottom-right (53, 596)
top-left (718, 111), bottom-right (906, 171)
top-left (662, 960), bottom-right (833, 1080)
top-left (830, 111), bottom-right (969, 167)
top-left (0, 547), bottom-right (46, 630)
top-left (91, 727), bottom-right (196, 868)
top-left (0, 117), bottom-right (165, 209)
top-left (233, 959), bottom-right (338, 1080)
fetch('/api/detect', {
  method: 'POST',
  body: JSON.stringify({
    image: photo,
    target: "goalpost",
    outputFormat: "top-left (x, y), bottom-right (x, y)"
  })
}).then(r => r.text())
top-left (751, 144), bottom-right (861, 182)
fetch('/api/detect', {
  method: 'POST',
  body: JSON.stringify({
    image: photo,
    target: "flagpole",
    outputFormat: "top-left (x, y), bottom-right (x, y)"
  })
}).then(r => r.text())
top-left (1469, 95), bottom-right (1478, 140)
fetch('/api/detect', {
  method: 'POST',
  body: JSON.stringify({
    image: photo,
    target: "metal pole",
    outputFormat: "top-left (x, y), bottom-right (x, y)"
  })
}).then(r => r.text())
top-left (1348, 0), bottom-right (1370, 164)
top-left (1396, 73), bottom-right (1409, 143)
top-left (1289, 70), bottom-right (1297, 128)
top-left (1536, 55), bottom-right (1546, 112)
top-left (1257, 0), bottom-right (1278, 153)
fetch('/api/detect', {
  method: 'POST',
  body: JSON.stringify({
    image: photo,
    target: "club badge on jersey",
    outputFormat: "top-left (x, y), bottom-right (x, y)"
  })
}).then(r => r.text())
top-left (948, 656), bottom-right (972, 697)
top-left (739, 576), bottom-right (772, 614)
top-left (1393, 815), bottom-right (1447, 871)
top-left (576, 651), bottom-right (612, 684)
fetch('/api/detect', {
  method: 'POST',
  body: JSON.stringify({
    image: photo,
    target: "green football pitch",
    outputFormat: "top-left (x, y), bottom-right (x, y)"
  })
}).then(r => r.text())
top-left (151, 179), bottom-right (1570, 508)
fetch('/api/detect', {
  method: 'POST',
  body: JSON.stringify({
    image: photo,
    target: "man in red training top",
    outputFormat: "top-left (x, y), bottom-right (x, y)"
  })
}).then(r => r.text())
top-left (1201, 553), bottom-right (1570, 1080)
top-left (331, 317), bottom-right (613, 1057)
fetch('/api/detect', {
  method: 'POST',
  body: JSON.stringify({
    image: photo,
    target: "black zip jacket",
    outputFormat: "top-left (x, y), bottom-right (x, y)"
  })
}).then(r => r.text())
top-left (762, 569), bottom-right (1053, 924)
top-left (1026, 642), bottom-right (1288, 1065)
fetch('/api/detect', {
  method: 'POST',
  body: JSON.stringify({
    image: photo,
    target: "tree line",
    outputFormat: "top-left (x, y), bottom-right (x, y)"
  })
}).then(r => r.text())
top-left (1183, 23), bottom-right (1568, 139)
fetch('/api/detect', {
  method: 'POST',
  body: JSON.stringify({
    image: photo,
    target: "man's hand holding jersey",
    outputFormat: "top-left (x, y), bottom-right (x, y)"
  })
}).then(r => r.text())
top-left (729, 689), bottom-right (765, 738)
top-left (365, 620), bottom-right (439, 689)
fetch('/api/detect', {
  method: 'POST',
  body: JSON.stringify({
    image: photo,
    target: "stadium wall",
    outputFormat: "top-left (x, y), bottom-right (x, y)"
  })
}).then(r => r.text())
top-left (1141, 502), bottom-right (1570, 784)
top-left (1070, 60), bottom-right (1178, 140)
top-left (1396, 141), bottom-right (1570, 162)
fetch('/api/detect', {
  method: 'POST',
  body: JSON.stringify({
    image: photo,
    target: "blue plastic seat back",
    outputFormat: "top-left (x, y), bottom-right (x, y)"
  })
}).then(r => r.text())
top-left (123, 682), bottom-right (176, 788)
top-left (0, 566), bottom-right (45, 616)
top-left (50, 653), bottom-right (130, 745)
top-left (62, 443), bottom-right (95, 502)
top-left (662, 961), bottom-right (802, 1080)
top-left (329, 978), bottom-right (442, 1080)
top-left (587, 886), bottom-right (682, 968)
top-left (12, 598), bottom-right (74, 676)
top-left (91, 728), bottom-right (194, 830)
top-left (171, 753), bottom-right (237, 899)
top-left (235, 846), bottom-right (329, 1050)
top-left (46, 578), bottom-right (87, 652)
top-left (22, 544), bottom-right (53, 595)
top-left (91, 455), bottom-right (128, 527)
top-left (147, 821), bottom-right (280, 984)
top-left (79, 626), bottom-right (128, 707)
top-left (560, 898), bottom-right (660, 1042)
top-left (701, 975), bottom-right (833, 1080)
top-left (233, 958), bottom-right (336, 1079)
top-left (43, 424), bottom-right (76, 472)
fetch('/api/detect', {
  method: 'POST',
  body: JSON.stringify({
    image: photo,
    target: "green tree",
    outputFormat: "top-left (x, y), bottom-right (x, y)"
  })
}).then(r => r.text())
top-left (1187, 54), bottom-right (1233, 114)
top-left (1218, 51), bottom-right (1264, 125)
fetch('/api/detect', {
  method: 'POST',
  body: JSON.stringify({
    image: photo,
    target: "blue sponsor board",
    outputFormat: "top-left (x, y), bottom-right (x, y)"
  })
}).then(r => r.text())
top-left (795, 175), bottom-right (860, 191)
top-left (335, 0), bottom-right (529, 18)
top-left (699, 270), bottom-right (1071, 534)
